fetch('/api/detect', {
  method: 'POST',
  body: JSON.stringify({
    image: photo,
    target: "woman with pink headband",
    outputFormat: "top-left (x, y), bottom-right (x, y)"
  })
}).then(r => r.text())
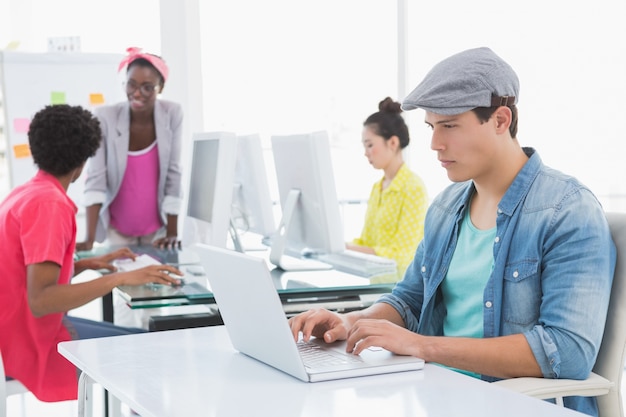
top-left (78, 47), bottom-right (183, 255)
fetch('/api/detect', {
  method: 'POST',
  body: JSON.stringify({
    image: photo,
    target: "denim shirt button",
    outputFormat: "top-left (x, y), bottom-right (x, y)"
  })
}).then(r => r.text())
top-left (494, 236), bottom-right (500, 243)
top-left (513, 270), bottom-right (519, 278)
top-left (485, 301), bottom-right (493, 308)
top-left (421, 266), bottom-right (426, 273)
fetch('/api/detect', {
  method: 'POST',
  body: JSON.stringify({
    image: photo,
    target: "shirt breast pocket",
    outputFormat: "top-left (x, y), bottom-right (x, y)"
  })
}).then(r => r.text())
top-left (502, 259), bottom-right (541, 330)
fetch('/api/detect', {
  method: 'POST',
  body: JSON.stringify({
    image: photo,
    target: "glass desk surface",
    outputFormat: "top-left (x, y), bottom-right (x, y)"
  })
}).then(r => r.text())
top-left (78, 245), bottom-right (397, 309)
top-left (77, 244), bottom-right (200, 266)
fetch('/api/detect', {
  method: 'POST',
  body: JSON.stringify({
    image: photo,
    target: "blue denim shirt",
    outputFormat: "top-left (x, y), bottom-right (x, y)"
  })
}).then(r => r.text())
top-left (378, 148), bottom-right (616, 415)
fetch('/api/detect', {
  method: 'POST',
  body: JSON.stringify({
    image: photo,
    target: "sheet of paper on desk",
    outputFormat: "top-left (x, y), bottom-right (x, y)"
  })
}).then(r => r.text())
top-left (113, 254), bottom-right (162, 271)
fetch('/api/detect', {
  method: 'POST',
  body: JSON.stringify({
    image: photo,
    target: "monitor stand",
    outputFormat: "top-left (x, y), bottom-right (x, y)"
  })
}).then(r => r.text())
top-left (269, 189), bottom-right (333, 271)
top-left (228, 222), bottom-right (269, 253)
top-left (228, 218), bottom-right (245, 253)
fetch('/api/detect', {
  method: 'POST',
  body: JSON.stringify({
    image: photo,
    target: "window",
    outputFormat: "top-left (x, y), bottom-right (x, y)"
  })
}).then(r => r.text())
top-left (406, 1), bottom-right (626, 211)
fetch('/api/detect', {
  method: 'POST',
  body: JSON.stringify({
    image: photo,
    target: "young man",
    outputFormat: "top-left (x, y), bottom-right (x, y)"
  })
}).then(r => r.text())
top-left (288, 47), bottom-right (616, 416)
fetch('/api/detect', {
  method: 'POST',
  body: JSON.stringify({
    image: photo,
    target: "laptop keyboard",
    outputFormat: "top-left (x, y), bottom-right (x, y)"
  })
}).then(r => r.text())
top-left (297, 341), bottom-right (363, 368)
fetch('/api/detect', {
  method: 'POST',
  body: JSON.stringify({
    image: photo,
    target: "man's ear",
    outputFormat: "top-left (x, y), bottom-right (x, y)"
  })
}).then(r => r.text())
top-left (494, 106), bottom-right (512, 134)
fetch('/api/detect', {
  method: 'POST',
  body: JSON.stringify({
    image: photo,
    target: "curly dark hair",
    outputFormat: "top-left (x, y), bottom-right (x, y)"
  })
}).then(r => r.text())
top-left (28, 104), bottom-right (101, 176)
top-left (363, 97), bottom-right (410, 149)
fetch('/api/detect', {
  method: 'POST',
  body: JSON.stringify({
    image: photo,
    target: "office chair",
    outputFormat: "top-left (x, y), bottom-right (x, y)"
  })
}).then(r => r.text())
top-left (494, 211), bottom-right (626, 417)
top-left (1, 349), bottom-right (30, 417)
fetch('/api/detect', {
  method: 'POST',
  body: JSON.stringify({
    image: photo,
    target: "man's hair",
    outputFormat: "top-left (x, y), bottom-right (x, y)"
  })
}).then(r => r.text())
top-left (29, 104), bottom-right (101, 176)
top-left (472, 105), bottom-right (518, 138)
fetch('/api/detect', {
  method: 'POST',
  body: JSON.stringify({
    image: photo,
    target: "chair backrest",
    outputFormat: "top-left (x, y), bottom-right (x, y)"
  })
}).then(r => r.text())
top-left (1, 349), bottom-right (30, 417)
top-left (594, 212), bottom-right (626, 417)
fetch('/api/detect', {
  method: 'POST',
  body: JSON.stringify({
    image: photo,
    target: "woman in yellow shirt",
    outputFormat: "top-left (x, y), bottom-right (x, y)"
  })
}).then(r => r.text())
top-left (347, 97), bottom-right (428, 279)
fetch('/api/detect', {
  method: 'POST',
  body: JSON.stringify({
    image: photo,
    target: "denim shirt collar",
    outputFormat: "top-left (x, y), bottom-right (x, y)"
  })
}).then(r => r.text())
top-left (447, 147), bottom-right (541, 220)
top-left (497, 147), bottom-right (540, 216)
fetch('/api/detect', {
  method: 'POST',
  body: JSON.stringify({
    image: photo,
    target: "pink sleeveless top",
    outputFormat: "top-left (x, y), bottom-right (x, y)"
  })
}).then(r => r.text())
top-left (110, 141), bottom-right (161, 236)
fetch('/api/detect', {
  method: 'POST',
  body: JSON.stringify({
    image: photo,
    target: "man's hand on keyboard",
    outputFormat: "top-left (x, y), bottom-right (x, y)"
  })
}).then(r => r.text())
top-left (288, 308), bottom-right (352, 345)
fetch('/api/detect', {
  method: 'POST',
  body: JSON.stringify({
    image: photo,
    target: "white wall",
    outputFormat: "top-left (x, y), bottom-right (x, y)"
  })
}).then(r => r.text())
top-left (404, 1), bottom-right (626, 211)
top-left (1, 0), bottom-right (624, 214)
top-left (0, 0), bottom-right (161, 53)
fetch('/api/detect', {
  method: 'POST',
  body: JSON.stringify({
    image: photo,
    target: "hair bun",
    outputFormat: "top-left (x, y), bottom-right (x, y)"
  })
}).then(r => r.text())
top-left (378, 97), bottom-right (402, 114)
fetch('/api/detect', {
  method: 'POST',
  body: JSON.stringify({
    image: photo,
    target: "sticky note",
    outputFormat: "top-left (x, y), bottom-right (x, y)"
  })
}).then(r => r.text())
top-left (13, 118), bottom-right (30, 133)
top-left (13, 144), bottom-right (31, 159)
top-left (51, 91), bottom-right (66, 104)
top-left (89, 93), bottom-right (105, 105)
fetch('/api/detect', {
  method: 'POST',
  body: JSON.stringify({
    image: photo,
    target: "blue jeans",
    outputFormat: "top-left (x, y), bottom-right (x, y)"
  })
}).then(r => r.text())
top-left (63, 315), bottom-right (146, 340)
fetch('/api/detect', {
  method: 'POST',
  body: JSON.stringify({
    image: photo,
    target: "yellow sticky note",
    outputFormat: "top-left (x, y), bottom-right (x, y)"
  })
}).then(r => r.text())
top-left (50, 91), bottom-right (66, 104)
top-left (89, 93), bottom-right (105, 105)
top-left (13, 118), bottom-right (30, 133)
top-left (13, 144), bottom-right (32, 159)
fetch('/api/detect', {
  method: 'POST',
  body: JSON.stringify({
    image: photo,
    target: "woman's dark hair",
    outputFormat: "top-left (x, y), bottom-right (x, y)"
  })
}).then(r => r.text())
top-left (363, 97), bottom-right (410, 149)
top-left (472, 105), bottom-right (518, 138)
top-left (128, 57), bottom-right (165, 86)
top-left (29, 104), bottom-right (102, 176)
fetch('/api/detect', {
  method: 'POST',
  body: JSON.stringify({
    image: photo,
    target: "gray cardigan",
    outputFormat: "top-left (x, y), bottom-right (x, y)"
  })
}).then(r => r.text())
top-left (84, 99), bottom-right (184, 243)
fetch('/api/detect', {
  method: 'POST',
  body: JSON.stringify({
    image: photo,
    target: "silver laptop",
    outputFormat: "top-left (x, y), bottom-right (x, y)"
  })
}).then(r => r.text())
top-left (194, 243), bottom-right (424, 382)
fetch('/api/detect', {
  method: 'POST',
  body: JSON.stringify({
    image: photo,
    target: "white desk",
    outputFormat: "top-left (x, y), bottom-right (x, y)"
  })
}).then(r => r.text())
top-left (58, 326), bottom-right (586, 417)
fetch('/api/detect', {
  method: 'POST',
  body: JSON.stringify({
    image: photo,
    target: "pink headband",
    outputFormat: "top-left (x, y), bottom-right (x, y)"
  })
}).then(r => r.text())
top-left (118, 47), bottom-right (169, 83)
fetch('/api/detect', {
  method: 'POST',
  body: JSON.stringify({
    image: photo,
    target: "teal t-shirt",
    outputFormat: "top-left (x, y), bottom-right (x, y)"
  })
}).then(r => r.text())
top-left (440, 209), bottom-right (496, 377)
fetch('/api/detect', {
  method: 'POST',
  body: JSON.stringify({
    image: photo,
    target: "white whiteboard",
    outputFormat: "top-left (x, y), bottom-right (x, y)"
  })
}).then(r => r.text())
top-left (0, 51), bottom-right (126, 212)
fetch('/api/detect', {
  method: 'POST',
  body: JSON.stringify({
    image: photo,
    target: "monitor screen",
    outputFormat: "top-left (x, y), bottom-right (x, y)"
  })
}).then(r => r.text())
top-left (269, 131), bottom-right (345, 268)
top-left (187, 139), bottom-right (219, 223)
top-left (231, 134), bottom-right (276, 245)
top-left (182, 132), bottom-right (238, 248)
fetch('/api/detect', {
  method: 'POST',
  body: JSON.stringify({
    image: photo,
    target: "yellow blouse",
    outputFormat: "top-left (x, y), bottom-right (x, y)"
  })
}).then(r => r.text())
top-left (352, 163), bottom-right (428, 280)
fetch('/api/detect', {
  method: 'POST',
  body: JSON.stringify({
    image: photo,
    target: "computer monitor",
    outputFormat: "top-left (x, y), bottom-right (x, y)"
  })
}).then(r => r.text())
top-left (269, 131), bottom-right (345, 270)
top-left (182, 131), bottom-right (238, 248)
top-left (230, 134), bottom-right (277, 251)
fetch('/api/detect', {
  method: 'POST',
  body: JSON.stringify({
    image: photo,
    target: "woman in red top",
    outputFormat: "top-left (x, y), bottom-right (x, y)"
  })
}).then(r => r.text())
top-left (0, 105), bottom-right (183, 401)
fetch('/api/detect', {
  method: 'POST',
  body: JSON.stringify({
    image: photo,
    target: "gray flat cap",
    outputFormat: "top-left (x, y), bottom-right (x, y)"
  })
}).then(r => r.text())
top-left (402, 47), bottom-right (519, 115)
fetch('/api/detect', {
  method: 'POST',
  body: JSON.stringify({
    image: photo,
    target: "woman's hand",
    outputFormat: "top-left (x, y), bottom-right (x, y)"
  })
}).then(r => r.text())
top-left (74, 248), bottom-right (137, 274)
top-left (75, 240), bottom-right (95, 252)
top-left (118, 264), bottom-right (184, 287)
top-left (153, 236), bottom-right (181, 250)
